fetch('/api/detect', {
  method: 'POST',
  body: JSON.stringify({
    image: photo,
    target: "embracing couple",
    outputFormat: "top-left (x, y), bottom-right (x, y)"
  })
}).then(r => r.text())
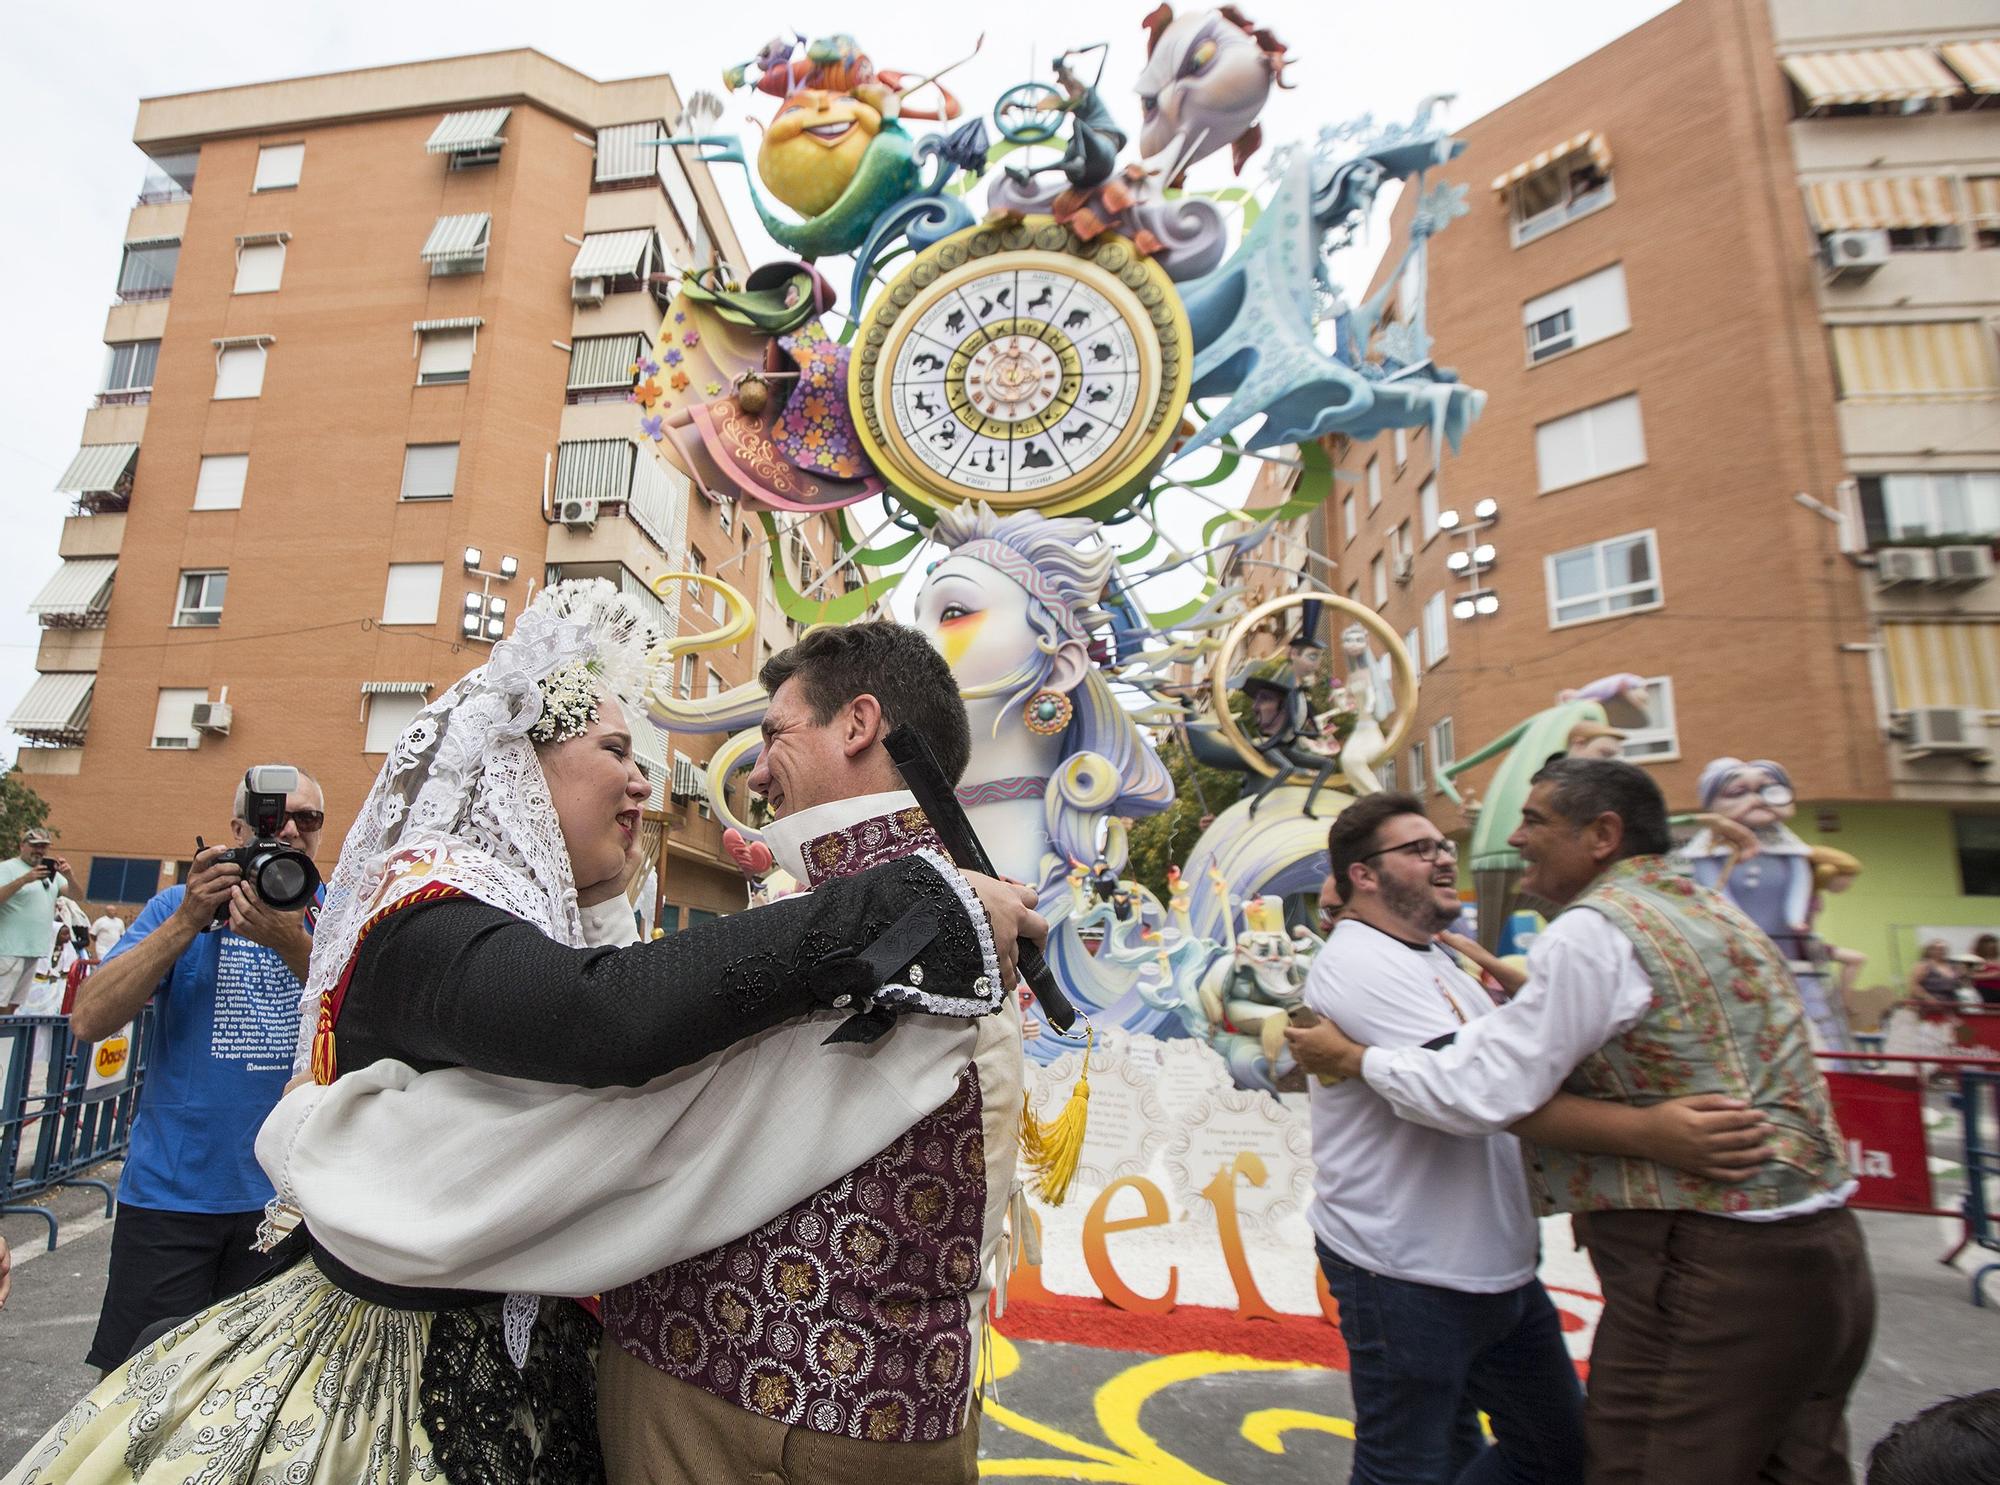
top-left (8, 584), bottom-right (1045, 1485)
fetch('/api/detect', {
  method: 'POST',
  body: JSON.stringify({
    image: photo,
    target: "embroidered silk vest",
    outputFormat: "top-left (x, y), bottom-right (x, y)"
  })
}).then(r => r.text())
top-left (600, 806), bottom-right (990, 1444)
top-left (1525, 856), bottom-right (1849, 1217)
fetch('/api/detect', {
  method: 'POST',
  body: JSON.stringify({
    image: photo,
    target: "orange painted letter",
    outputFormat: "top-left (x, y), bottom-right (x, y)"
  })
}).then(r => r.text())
top-left (1201, 1151), bottom-right (1282, 1322)
top-left (1081, 1176), bottom-right (1178, 1314)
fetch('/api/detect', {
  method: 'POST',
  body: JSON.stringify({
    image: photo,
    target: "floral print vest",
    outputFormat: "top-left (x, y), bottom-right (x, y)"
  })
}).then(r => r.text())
top-left (600, 807), bottom-right (989, 1443)
top-left (1526, 856), bottom-right (1849, 1216)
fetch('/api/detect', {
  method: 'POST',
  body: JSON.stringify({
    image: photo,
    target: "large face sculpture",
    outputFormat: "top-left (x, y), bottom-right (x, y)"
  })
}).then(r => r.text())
top-left (1710, 764), bottom-right (1797, 831)
top-left (1135, 7), bottom-right (1281, 168)
top-left (913, 553), bottom-right (1039, 697)
top-left (759, 90), bottom-right (884, 216)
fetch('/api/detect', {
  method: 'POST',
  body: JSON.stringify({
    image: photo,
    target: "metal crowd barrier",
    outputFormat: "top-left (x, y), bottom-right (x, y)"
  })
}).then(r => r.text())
top-left (1, 1007), bottom-right (154, 1249)
top-left (1817, 1049), bottom-right (2000, 1306)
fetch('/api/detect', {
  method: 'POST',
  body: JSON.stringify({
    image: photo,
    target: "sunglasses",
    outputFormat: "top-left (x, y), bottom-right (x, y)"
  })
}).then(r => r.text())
top-left (237, 810), bottom-right (325, 833)
top-left (1360, 837), bottom-right (1459, 866)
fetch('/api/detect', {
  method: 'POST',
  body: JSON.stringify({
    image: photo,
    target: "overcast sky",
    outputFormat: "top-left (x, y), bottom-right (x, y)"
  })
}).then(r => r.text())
top-left (0, 0), bottom-right (1676, 760)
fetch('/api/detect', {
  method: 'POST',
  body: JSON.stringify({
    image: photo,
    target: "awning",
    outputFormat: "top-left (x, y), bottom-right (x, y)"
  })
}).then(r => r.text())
top-left (212, 334), bottom-right (275, 349)
top-left (1804, 176), bottom-right (1958, 231)
top-left (1830, 321), bottom-right (2000, 399)
top-left (123, 234), bottom-right (181, 250)
top-left (420, 213), bottom-right (491, 262)
top-left (7, 672), bottom-right (94, 743)
top-left (1883, 621), bottom-right (2000, 712)
top-left (1941, 39), bottom-right (2000, 94)
top-left (413, 316), bottom-right (484, 332)
top-left (29, 559), bottom-right (116, 621)
top-left (426, 107), bottom-right (511, 154)
top-left (1490, 131), bottom-right (1612, 193)
top-left (568, 333), bottom-right (648, 390)
top-left (54, 443), bottom-right (138, 495)
top-left (595, 121), bottom-right (663, 184)
top-left (234, 231), bottom-right (290, 247)
top-left (555, 438), bottom-right (636, 502)
top-left (571, 229), bottom-right (654, 280)
top-left (1780, 47), bottom-right (1964, 108)
top-left (1971, 176), bottom-right (2000, 225)
top-left (360, 680), bottom-right (432, 696)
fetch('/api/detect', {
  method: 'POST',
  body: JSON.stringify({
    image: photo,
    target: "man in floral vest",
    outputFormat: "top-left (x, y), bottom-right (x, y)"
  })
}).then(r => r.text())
top-left (1289, 757), bottom-right (1874, 1485)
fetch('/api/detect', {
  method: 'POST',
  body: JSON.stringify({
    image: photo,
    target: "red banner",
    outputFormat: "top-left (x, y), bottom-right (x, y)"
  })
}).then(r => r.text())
top-left (1822, 1070), bottom-right (1935, 1214)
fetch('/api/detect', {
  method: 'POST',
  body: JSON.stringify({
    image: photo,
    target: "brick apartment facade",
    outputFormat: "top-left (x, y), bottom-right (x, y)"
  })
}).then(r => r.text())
top-left (11, 50), bottom-right (843, 931)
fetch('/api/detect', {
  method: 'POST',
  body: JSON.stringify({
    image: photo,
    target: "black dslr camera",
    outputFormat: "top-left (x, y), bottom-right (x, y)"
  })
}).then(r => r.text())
top-left (210, 765), bottom-right (321, 928)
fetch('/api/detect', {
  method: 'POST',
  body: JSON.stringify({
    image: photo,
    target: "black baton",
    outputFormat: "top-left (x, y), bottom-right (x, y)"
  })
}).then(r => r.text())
top-left (884, 725), bottom-right (1079, 1034)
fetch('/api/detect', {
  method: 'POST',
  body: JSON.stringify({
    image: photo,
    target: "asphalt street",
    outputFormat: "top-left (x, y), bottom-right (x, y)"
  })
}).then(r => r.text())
top-left (4, 1168), bottom-right (1994, 1481)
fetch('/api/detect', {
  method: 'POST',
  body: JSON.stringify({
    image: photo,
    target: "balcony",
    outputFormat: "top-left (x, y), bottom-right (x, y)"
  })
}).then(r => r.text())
top-left (58, 511), bottom-right (126, 559)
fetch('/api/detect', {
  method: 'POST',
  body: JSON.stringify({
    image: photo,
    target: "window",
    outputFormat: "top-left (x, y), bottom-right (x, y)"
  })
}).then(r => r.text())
top-left (422, 213), bottom-right (491, 276)
top-left (1508, 153), bottom-right (1614, 246)
top-left (173, 570), bottom-right (227, 626)
top-left (213, 344), bottom-right (267, 400)
top-left (417, 328), bottom-right (475, 385)
top-left (253, 143), bottom-right (305, 191)
top-left (381, 563), bottom-right (443, 625)
top-left (1546, 530), bottom-right (1664, 627)
top-left (1956, 813), bottom-right (2000, 897)
top-left (151, 687), bottom-right (207, 749)
top-left (1888, 225), bottom-right (1963, 252)
top-left (138, 152), bottom-right (195, 204)
top-left (1975, 180), bottom-right (2000, 250)
top-left (401, 443), bottom-right (459, 501)
top-left (364, 692), bottom-right (426, 753)
top-left (1535, 394), bottom-right (1646, 493)
top-left (1423, 590), bottom-right (1448, 662)
top-left (1431, 716), bottom-right (1455, 773)
top-left (1621, 675), bottom-right (1679, 761)
top-left (1403, 624), bottom-right (1422, 675)
top-left (193, 454), bottom-right (248, 510)
top-left (1420, 477), bottom-right (1440, 540)
top-left (1371, 554), bottom-right (1387, 607)
top-left (566, 334), bottom-right (647, 401)
top-left (1859, 473), bottom-right (2000, 544)
top-left (101, 340), bottom-right (159, 402)
top-left (1379, 756), bottom-right (1398, 791)
top-left (718, 502), bottom-right (733, 536)
top-left (87, 857), bottom-right (161, 903)
top-left (1341, 493), bottom-right (1356, 544)
top-left (1410, 740), bottom-right (1427, 796)
top-left (1366, 456), bottom-right (1381, 510)
top-left (1393, 521), bottom-right (1412, 570)
top-left (234, 241), bottom-right (285, 294)
top-left (708, 666), bottom-right (726, 698)
top-left (679, 653), bottom-right (697, 698)
top-left (1522, 263), bottom-right (1628, 362)
top-left (1393, 427), bottom-right (1407, 468)
top-left (116, 239), bottom-right (178, 300)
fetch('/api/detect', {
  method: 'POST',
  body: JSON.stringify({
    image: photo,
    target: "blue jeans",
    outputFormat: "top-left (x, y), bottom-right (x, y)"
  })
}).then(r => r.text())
top-left (1317, 1241), bottom-right (1586, 1485)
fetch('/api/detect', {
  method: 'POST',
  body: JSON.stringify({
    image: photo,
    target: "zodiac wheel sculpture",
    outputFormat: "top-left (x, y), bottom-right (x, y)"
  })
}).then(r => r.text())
top-left (851, 219), bottom-right (1192, 520)
top-left (1208, 592), bottom-right (1421, 791)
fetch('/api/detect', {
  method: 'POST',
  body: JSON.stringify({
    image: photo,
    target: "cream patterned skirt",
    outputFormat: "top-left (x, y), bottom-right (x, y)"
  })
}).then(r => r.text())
top-left (5, 1258), bottom-right (601, 1485)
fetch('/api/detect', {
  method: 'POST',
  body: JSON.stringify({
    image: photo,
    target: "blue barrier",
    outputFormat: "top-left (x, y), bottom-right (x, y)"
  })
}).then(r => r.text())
top-left (1, 1007), bottom-right (154, 1250)
top-left (1962, 1067), bottom-right (2000, 1307)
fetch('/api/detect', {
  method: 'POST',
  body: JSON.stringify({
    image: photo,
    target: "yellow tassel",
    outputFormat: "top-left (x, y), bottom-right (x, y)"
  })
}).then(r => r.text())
top-left (1019, 1027), bottom-right (1092, 1206)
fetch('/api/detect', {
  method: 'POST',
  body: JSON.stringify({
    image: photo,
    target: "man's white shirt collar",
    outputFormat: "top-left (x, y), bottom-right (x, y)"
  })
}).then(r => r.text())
top-left (758, 789), bottom-right (919, 884)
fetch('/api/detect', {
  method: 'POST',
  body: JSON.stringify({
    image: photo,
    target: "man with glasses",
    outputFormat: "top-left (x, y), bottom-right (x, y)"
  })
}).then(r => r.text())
top-left (70, 766), bottom-right (325, 1370)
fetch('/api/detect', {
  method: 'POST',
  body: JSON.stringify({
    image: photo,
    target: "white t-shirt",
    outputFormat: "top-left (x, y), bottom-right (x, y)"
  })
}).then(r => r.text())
top-left (92, 914), bottom-right (125, 959)
top-left (1303, 918), bottom-right (1539, 1292)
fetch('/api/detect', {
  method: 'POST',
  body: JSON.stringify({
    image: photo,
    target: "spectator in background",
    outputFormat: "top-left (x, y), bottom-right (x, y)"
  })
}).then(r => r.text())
top-left (68, 768), bottom-right (324, 1371)
top-left (1908, 939), bottom-right (1965, 1005)
top-left (91, 906), bottom-right (128, 962)
top-left (1969, 934), bottom-right (2000, 1008)
top-left (0, 827), bottom-right (85, 1014)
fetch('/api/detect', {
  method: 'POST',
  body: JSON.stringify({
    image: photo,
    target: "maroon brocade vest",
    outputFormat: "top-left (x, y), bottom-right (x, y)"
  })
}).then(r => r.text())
top-left (600, 806), bottom-right (990, 1443)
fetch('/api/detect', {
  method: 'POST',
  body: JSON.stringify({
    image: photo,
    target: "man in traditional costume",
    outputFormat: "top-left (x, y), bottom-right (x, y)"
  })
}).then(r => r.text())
top-left (5, 587), bottom-right (1036, 1485)
top-left (1289, 758), bottom-right (1874, 1485)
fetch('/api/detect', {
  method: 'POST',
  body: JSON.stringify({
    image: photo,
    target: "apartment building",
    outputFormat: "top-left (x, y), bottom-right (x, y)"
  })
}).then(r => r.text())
top-left (1307, 0), bottom-right (1999, 976)
top-left (8, 49), bottom-right (838, 931)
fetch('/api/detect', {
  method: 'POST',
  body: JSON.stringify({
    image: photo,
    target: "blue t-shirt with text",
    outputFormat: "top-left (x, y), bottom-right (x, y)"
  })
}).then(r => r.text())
top-left (106, 886), bottom-right (310, 1213)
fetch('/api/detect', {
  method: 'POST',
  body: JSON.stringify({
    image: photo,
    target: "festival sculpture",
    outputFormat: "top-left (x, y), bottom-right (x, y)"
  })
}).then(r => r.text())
top-left (638, 14), bottom-right (1483, 1082)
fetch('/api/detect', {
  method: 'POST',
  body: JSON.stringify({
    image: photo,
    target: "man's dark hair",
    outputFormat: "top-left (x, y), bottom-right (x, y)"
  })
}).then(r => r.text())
top-left (1867, 1391), bottom-right (2000, 1485)
top-left (1324, 791), bottom-right (1428, 903)
top-left (1528, 757), bottom-right (1671, 859)
top-left (759, 622), bottom-right (972, 784)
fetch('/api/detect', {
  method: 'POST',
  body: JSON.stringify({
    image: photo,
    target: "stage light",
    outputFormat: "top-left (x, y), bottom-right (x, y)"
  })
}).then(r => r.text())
top-left (487, 596), bottom-right (507, 616)
top-left (1475, 594), bottom-right (1500, 616)
top-left (1438, 510), bottom-right (1461, 531)
top-left (498, 555), bottom-right (519, 579)
top-left (1446, 551), bottom-right (1471, 573)
top-left (463, 547), bottom-right (482, 571)
top-left (463, 592), bottom-right (481, 612)
top-left (460, 612), bottom-right (480, 636)
top-left (485, 617), bottom-right (505, 639)
top-left (1473, 498), bottom-right (1499, 521)
top-left (1474, 543), bottom-right (1497, 565)
top-left (1452, 598), bottom-right (1476, 620)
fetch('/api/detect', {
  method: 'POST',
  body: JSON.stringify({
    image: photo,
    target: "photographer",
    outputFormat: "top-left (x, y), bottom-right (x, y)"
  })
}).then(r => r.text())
top-left (70, 766), bottom-right (323, 1371)
top-left (0, 827), bottom-right (84, 1014)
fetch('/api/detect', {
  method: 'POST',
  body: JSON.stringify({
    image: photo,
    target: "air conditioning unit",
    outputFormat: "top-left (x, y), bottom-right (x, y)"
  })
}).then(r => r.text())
top-left (190, 701), bottom-right (232, 735)
top-left (1392, 554), bottom-right (1415, 583)
top-left (571, 275), bottom-right (606, 307)
top-left (1933, 545), bottom-right (1996, 585)
top-left (558, 495), bottom-right (599, 530)
top-left (1875, 547), bottom-right (1937, 585)
top-left (1903, 706), bottom-right (1989, 758)
top-left (1823, 229), bottom-right (1890, 281)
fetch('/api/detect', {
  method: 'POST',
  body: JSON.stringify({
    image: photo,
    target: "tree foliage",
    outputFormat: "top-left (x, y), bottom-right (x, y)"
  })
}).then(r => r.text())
top-left (1124, 728), bottom-right (1244, 906)
top-left (0, 761), bottom-right (53, 851)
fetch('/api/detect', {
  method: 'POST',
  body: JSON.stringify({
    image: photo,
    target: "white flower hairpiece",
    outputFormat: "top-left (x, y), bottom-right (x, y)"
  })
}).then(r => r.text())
top-left (529, 661), bottom-right (604, 745)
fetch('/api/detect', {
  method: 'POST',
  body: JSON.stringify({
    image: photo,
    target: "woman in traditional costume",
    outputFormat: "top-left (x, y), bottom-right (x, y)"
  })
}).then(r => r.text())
top-left (6, 582), bottom-right (1017, 1485)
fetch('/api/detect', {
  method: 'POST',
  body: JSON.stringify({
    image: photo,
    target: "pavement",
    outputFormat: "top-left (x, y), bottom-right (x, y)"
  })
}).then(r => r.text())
top-left (4, 1166), bottom-right (1995, 1482)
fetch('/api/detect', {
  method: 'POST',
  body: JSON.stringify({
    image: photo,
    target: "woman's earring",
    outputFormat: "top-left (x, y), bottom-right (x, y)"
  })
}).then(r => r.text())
top-left (1024, 689), bottom-right (1073, 736)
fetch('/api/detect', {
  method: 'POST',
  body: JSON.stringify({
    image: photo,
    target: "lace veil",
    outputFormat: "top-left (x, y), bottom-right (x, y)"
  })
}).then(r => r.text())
top-left (291, 580), bottom-right (661, 1075)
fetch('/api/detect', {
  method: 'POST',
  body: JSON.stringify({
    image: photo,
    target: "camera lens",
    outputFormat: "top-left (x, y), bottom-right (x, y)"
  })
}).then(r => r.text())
top-left (253, 852), bottom-right (316, 911)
